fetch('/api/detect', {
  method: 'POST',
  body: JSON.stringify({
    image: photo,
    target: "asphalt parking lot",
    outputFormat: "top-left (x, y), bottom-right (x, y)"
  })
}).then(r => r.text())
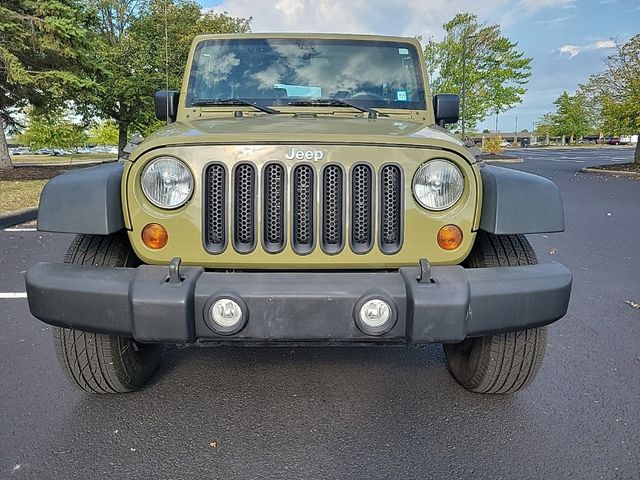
top-left (1, 146), bottom-right (638, 479)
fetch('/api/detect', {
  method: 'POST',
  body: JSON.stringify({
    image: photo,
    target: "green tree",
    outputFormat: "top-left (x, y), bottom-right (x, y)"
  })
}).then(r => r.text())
top-left (424, 13), bottom-right (532, 134)
top-left (550, 92), bottom-right (590, 144)
top-left (88, 120), bottom-right (119, 145)
top-left (580, 35), bottom-right (640, 163)
top-left (18, 108), bottom-right (87, 149)
top-left (0, 0), bottom-right (97, 168)
top-left (88, 0), bottom-right (251, 155)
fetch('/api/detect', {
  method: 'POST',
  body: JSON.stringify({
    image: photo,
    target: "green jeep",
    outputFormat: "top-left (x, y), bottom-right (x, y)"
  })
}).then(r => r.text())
top-left (26, 33), bottom-right (571, 394)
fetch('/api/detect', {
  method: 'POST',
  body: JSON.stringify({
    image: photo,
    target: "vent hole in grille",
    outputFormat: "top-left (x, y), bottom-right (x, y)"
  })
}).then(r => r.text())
top-left (351, 164), bottom-right (373, 253)
top-left (322, 165), bottom-right (344, 253)
top-left (293, 164), bottom-right (314, 253)
top-left (233, 163), bottom-right (256, 251)
top-left (205, 164), bottom-right (226, 252)
top-left (264, 163), bottom-right (285, 251)
top-left (380, 164), bottom-right (402, 253)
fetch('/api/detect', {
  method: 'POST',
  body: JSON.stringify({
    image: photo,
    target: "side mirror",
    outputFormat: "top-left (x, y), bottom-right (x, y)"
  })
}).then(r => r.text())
top-left (155, 90), bottom-right (179, 122)
top-left (433, 94), bottom-right (460, 127)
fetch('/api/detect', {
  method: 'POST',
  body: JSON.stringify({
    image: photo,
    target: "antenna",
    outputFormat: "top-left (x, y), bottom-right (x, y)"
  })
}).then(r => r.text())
top-left (164, 0), bottom-right (170, 125)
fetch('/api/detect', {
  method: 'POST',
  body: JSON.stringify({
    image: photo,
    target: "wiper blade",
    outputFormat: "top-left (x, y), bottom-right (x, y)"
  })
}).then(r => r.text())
top-left (288, 98), bottom-right (387, 118)
top-left (192, 99), bottom-right (279, 114)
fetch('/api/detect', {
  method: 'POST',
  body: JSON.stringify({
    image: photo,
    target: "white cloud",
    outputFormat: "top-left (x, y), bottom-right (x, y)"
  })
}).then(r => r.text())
top-left (558, 39), bottom-right (616, 58)
top-left (205, 0), bottom-right (571, 42)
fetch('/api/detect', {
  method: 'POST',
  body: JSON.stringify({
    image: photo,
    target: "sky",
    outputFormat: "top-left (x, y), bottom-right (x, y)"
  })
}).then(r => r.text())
top-left (199, 0), bottom-right (639, 133)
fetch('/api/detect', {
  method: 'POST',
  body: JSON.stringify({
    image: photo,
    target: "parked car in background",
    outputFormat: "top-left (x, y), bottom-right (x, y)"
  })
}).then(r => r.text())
top-left (606, 137), bottom-right (621, 145)
top-left (34, 148), bottom-right (53, 155)
top-left (499, 140), bottom-right (511, 147)
top-left (12, 147), bottom-right (31, 155)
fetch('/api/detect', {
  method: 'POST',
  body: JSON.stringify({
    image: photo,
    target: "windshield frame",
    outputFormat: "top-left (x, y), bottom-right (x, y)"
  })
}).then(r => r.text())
top-left (185, 37), bottom-right (428, 112)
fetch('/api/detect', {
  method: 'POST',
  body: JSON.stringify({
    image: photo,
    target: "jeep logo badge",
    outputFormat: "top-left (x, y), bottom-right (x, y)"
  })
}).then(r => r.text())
top-left (285, 148), bottom-right (324, 162)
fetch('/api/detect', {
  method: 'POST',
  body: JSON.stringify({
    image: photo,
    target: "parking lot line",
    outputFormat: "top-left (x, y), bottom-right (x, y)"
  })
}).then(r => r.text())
top-left (2, 228), bottom-right (37, 232)
top-left (0, 292), bottom-right (28, 299)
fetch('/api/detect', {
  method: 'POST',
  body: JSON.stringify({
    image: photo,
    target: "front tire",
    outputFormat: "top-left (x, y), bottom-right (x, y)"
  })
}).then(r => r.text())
top-left (53, 233), bottom-right (161, 394)
top-left (443, 232), bottom-right (548, 394)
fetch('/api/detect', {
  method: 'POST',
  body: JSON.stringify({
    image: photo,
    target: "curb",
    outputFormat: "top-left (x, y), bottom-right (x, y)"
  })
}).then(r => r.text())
top-left (580, 167), bottom-right (640, 178)
top-left (0, 207), bottom-right (38, 229)
top-left (482, 157), bottom-right (524, 164)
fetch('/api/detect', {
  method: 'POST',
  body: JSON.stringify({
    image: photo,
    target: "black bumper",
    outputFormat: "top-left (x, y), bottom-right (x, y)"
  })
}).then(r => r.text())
top-left (25, 262), bottom-right (572, 344)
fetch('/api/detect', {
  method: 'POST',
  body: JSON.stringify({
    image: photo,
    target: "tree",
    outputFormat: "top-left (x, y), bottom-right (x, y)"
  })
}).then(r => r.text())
top-left (18, 108), bottom-right (87, 149)
top-left (550, 92), bottom-right (590, 144)
top-left (580, 35), bottom-right (640, 163)
top-left (0, 0), bottom-right (97, 168)
top-left (88, 0), bottom-right (251, 155)
top-left (88, 120), bottom-right (119, 145)
top-left (424, 13), bottom-right (532, 134)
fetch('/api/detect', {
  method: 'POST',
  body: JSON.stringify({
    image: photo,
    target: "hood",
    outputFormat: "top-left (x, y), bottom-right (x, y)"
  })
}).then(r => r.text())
top-left (132, 115), bottom-right (473, 162)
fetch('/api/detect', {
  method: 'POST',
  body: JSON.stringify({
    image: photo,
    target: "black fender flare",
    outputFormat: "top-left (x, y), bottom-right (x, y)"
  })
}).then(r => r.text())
top-left (479, 164), bottom-right (565, 235)
top-left (37, 163), bottom-right (125, 234)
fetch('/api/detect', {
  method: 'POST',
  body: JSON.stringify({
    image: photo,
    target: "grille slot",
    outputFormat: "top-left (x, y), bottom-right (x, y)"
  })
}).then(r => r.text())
top-left (380, 164), bottom-right (402, 253)
top-left (205, 163), bottom-right (226, 253)
top-left (321, 165), bottom-right (344, 254)
top-left (350, 163), bottom-right (374, 253)
top-left (292, 164), bottom-right (315, 254)
top-left (263, 163), bottom-right (285, 252)
top-left (232, 163), bottom-right (256, 252)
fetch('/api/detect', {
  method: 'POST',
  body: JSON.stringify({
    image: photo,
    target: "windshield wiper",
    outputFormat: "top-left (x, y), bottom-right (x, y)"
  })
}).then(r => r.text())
top-left (192, 99), bottom-right (279, 114)
top-left (288, 98), bottom-right (387, 118)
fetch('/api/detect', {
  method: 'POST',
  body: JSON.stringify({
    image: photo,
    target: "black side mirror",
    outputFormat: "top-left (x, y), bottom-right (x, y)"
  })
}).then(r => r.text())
top-left (433, 94), bottom-right (460, 127)
top-left (155, 90), bottom-right (179, 122)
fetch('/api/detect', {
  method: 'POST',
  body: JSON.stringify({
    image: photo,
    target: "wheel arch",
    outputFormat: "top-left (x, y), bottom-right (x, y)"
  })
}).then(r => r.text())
top-left (37, 163), bottom-right (125, 234)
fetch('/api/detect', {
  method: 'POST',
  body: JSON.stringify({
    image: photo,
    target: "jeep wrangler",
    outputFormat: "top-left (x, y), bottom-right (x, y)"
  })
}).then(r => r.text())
top-left (26, 34), bottom-right (572, 394)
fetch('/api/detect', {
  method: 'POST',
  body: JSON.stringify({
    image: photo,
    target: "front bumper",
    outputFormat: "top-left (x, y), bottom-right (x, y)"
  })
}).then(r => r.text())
top-left (25, 262), bottom-right (571, 344)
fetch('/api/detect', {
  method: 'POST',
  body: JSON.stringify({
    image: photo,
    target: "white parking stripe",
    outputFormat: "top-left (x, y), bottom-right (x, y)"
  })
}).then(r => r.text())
top-left (0, 292), bottom-right (27, 299)
top-left (3, 228), bottom-right (37, 232)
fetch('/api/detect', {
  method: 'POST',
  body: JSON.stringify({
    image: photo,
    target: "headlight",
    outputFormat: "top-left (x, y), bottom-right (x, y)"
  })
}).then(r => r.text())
top-left (412, 159), bottom-right (464, 211)
top-left (141, 157), bottom-right (193, 209)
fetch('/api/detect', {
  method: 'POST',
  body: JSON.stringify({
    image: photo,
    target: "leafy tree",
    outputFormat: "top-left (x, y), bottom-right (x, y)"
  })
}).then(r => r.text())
top-left (580, 35), bottom-right (640, 163)
top-left (550, 92), bottom-right (590, 144)
top-left (88, 120), bottom-right (119, 145)
top-left (88, 0), bottom-right (251, 155)
top-left (18, 108), bottom-right (87, 149)
top-left (424, 13), bottom-right (532, 134)
top-left (0, 0), bottom-right (97, 168)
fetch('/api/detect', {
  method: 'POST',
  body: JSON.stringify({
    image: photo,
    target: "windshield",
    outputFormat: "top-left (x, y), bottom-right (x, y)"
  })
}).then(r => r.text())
top-left (186, 38), bottom-right (427, 110)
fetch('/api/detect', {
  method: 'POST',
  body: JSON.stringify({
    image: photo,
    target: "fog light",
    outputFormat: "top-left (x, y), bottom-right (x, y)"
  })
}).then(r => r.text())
top-left (359, 299), bottom-right (391, 328)
top-left (354, 296), bottom-right (397, 336)
top-left (210, 299), bottom-right (243, 328)
top-left (142, 223), bottom-right (168, 249)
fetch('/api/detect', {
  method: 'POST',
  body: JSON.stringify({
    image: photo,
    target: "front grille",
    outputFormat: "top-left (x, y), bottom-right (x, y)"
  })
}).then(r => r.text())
top-left (204, 162), bottom-right (403, 255)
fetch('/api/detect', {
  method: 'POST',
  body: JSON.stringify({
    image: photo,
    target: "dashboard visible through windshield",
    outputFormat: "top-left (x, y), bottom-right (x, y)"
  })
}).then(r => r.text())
top-left (187, 38), bottom-right (427, 110)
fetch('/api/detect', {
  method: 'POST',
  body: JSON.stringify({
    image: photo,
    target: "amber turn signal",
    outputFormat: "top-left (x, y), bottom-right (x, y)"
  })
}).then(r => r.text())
top-left (142, 223), bottom-right (168, 249)
top-left (437, 224), bottom-right (463, 251)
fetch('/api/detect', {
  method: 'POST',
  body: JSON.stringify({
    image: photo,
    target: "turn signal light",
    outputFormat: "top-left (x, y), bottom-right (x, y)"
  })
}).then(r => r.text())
top-left (142, 223), bottom-right (168, 249)
top-left (437, 224), bottom-right (463, 251)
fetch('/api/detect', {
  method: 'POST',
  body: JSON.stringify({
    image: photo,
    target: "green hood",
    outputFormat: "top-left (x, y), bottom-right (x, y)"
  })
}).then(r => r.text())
top-left (132, 115), bottom-right (474, 162)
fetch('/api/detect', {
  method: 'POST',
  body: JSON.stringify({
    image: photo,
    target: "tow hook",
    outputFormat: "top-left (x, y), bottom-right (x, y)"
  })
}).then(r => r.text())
top-left (418, 258), bottom-right (433, 284)
top-left (168, 257), bottom-right (183, 284)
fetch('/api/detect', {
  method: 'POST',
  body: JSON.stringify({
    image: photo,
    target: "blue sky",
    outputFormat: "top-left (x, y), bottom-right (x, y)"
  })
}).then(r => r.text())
top-left (200, 0), bottom-right (638, 132)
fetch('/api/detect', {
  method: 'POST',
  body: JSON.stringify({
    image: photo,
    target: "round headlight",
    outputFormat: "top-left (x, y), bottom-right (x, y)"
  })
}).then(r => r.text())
top-left (141, 157), bottom-right (193, 209)
top-left (412, 159), bottom-right (464, 211)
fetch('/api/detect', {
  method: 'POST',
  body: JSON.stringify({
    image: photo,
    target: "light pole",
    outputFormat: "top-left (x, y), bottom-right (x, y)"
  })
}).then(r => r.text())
top-left (514, 116), bottom-right (518, 145)
top-left (460, 32), bottom-right (477, 140)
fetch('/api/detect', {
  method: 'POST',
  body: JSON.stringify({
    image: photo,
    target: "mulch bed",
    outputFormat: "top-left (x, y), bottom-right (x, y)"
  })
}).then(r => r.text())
top-left (587, 162), bottom-right (640, 174)
top-left (0, 164), bottom-right (94, 181)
